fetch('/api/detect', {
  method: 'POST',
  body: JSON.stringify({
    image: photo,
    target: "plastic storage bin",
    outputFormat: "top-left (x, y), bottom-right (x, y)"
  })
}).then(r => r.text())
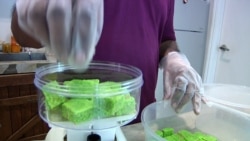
top-left (141, 100), bottom-right (250, 141)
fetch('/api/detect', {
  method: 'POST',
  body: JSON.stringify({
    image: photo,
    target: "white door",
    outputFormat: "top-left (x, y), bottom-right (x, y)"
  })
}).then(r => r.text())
top-left (204, 0), bottom-right (250, 87)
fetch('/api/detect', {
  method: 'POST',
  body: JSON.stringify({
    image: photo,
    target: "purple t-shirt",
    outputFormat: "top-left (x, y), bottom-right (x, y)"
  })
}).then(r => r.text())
top-left (93, 0), bottom-right (176, 123)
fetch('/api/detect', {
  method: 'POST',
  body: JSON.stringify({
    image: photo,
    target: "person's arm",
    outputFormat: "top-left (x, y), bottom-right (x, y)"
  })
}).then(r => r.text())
top-left (11, 5), bottom-right (42, 48)
top-left (159, 40), bottom-right (179, 62)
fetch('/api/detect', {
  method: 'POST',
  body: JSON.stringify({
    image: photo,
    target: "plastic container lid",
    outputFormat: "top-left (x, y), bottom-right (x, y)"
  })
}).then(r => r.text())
top-left (204, 83), bottom-right (250, 113)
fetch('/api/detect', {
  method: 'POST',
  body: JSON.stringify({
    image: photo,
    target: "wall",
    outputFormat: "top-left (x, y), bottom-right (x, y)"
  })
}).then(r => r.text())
top-left (204, 0), bottom-right (250, 86)
top-left (0, 0), bottom-right (16, 43)
top-left (0, 0), bottom-right (15, 19)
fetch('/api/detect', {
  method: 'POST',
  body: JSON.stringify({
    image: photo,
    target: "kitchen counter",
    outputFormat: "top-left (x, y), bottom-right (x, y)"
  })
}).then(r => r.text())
top-left (0, 47), bottom-right (57, 74)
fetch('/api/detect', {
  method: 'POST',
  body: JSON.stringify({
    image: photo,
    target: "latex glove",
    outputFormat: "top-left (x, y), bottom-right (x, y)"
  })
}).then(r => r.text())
top-left (161, 51), bottom-right (204, 115)
top-left (16, 0), bottom-right (104, 68)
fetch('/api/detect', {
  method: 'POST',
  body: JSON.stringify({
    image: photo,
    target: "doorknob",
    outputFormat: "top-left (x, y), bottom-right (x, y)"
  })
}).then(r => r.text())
top-left (219, 44), bottom-right (230, 51)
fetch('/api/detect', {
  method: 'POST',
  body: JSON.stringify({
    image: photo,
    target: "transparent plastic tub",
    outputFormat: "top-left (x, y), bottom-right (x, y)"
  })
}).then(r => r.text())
top-left (141, 100), bottom-right (250, 141)
top-left (34, 61), bottom-right (143, 131)
top-left (204, 83), bottom-right (250, 114)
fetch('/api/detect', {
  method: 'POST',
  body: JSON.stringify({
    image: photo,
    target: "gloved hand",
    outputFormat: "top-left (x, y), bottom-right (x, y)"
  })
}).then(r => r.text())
top-left (161, 51), bottom-right (204, 115)
top-left (16, 0), bottom-right (104, 68)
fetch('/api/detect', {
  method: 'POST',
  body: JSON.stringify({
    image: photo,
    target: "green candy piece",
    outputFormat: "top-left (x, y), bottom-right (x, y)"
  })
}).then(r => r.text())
top-left (62, 98), bottom-right (94, 123)
top-left (98, 81), bottom-right (122, 94)
top-left (42, 81), bottom-right (67, 110)
top-left (165, 134), bottom-right (185, 141)
top-left (99, 94), bottom-right (136, 117)
top-left (162, 128), bottom-right (174, 137)
top-left (194, 132), bottom-right (217, 141)
top-left (178, 130), bottom-right (196, 140)
top-left (155, 128), bottom-right (218, 141)
top-left (156, 130), bottom-right (164, 137)
top-left (64, 79), bottom-right (100, 94)
top-left (98, 81), bottom-right (136, 117)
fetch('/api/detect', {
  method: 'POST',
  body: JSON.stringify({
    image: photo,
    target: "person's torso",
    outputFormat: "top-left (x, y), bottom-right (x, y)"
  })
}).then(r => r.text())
top-left (93, 0), bottom-right (174, 122)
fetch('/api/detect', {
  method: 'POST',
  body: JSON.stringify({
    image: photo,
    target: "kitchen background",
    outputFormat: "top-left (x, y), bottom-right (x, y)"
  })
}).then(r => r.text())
top-left (0, 1), bottom-right (250, 141)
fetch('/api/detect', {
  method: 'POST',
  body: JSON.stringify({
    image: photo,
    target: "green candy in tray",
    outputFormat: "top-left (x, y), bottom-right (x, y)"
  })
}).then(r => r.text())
top-left (156, 128), bottom-right (217, 141)
top-left (42, 79), bottom-right (136, 124)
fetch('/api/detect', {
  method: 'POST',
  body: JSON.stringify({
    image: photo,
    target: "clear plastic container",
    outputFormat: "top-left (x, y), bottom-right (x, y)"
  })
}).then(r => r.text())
top-left (204, 83), bottom-right (250, 114)
top-left (34, 61), bottom-right (143, 131)
top-left (141, 100), bottom-right (250, 141)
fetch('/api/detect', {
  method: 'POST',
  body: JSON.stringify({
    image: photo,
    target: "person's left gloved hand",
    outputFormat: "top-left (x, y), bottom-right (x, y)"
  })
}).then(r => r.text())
top-left (161, 51), bottom-right (204, 115)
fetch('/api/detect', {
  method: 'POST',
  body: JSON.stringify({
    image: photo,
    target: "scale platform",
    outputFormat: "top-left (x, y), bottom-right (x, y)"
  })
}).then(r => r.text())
top-left (33, 126), bottom-right (127, 141)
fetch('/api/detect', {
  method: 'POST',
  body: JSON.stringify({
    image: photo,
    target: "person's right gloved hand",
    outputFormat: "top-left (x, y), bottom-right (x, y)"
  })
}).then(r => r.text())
top-left (16, 0), bottom-right (104, 68)
top-left (161, 51), bottom-right (204, 115)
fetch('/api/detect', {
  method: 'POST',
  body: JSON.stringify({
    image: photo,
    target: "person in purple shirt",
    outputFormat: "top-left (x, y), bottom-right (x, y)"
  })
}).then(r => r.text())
top-left (11, 0), bottom-right (203, 123)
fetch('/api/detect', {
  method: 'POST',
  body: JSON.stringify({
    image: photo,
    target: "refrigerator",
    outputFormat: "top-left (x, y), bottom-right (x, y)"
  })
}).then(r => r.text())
top-left (155, 0), bottom-right (210, 100)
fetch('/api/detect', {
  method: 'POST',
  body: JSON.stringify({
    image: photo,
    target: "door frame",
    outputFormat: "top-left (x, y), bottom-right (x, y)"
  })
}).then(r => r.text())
top-left (202, 0), bottom-right (226, 83)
